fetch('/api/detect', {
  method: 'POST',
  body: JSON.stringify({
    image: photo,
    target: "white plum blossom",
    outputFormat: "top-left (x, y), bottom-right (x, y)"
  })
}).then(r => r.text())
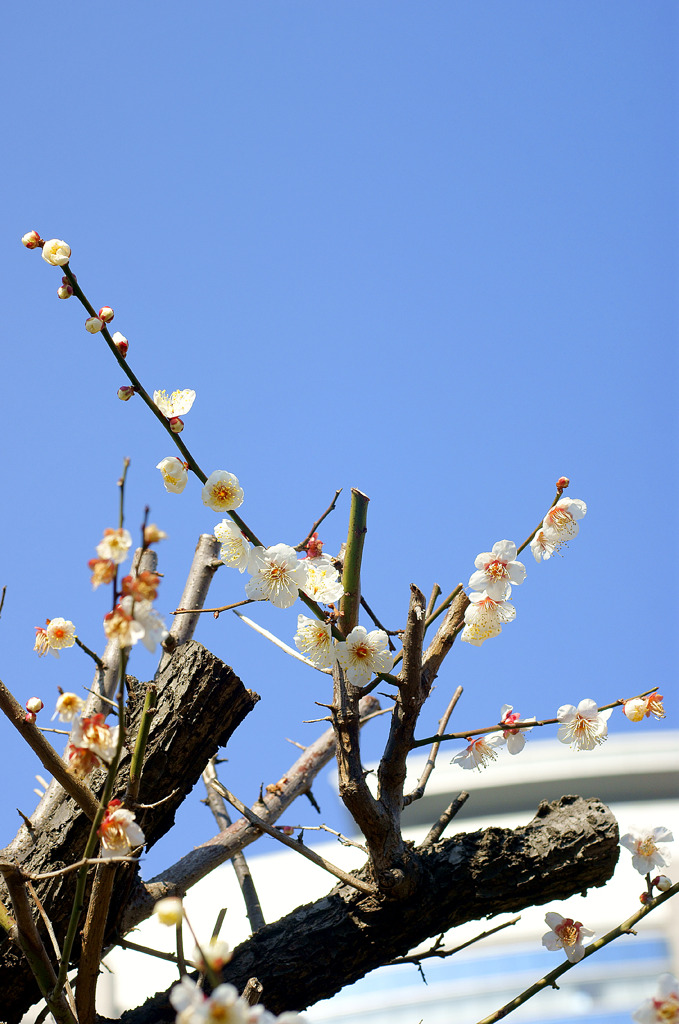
top-left (468, 540), bottom-right (526, 600)
top-left (120, 596), bottom-right (169, 652)
top-left (451, 733), bottom-right (505, 770)
top-left (170, 979), bottom-right (248, 1024)
top-left (620, 826), bottom-right (674, 875)
top-left (245, 544), bottom-right (307, 609)
top-left (96, 527), bottom-right (133, 565)
top-left (154, 897), bottom-right (184, 926)
top-left (157, 457), bottom-right (189, 494)
top-left (633, 975), bottom-right (679, 1024)
top-left (536, 497), bottom-right (587, 560)
top-left (335, 626), bottom-right (393, 685)
top-left (214, 520), bottom-right (251, 572)
top-left (34, 617), bottom-right (77, 657)
top-left (500, 704), bottom-right (535, 754)
top-left (53, 692), bottom-right (85, 722)
top-left (542, 912), bottom-right (594, 963)
top-left (301, 555), bottom-right (344, 605)
top-left (41, 239), bottom-right (71, 265)
top-left (294, 615), bottom-right (335, 669)
top-left (97, 799), bottom-right (145, 859)
top-left (623, 694), bottom-right (665, 722)
top-left (202, 470), bottom-right (244, 513)
top-left (69, 713), bottom-right (119, 763)
top-left (557, 698), bottom-right (612, 750)
top-left (530, 528), bottom-right (558, 563)
top-left (153, 389), bottom-right (196, 417)
top-left (460, 592), bottom-right (516, 647)
top-left (193, 937), bottom-right (232, 970)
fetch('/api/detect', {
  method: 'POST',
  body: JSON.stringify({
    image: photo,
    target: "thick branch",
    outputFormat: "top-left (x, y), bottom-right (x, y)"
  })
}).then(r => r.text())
top-left (106, 795), bottom-right (619, 1023)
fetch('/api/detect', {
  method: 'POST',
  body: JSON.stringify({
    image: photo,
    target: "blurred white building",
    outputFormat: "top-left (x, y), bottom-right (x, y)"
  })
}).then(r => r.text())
top-left (35, 731), bottom-right (679, 1023)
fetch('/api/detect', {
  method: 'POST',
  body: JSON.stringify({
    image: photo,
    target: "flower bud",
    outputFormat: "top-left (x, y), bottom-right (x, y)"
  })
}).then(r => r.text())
top-left (57, 284), bottom-right (73, 299)
top-left (85, 316), bottom-right (103, 334)
top-left (25, 712), bottom-right (37, 724)
top-left (623, 697), bottom-right (648, 722)
top-left (26, 697), bottom-right (44, 714)
top-left (144, 524), bottom-right (167, 544)
top-left (639, 891), bottom-right (652, 905)
top-left (169, 416), bottom-right (184, 433)
top-left (117, 386), bottom-right (135, 401)
top-left (154, 897), bottom-right (184, 926)
top-left (98, 306), bottom-right (115, 323)
top-left (279, 825), bottom-right (295, 836)
top-left (21, 231), bottom-right (42, 249)
top-left (42, 239), bottom-right (71, 266)
top-left (655, 875), bottom-right (672, 892)
top-left (555, 476), bottom-right (570, 491)
top-left (112, 331), bottom-right (129, 357)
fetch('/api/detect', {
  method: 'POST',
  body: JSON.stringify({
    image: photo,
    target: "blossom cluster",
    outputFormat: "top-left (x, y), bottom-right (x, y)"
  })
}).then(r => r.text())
top-left (461, 491), bottom-right (587, 649)
top-left (170, 978), bottom-right (305, 1024)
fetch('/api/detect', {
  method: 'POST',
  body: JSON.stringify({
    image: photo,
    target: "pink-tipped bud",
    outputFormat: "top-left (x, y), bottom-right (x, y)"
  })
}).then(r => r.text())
top-left (655, 875), bottom-right (672, 892)
top-left (57, 284), bottom-right (73, 299)
top-left (85, 316), bottom-right (103, 334)
top-left (21, 231), bottom-right (42, 249)
top-left (111, 331), bottom-right (128, 357)
top-left (98, 306), bottom-right (114, 323)
top-left (25, 712), bottom-right (37, 724)
top-left (169, 416), bottom-right (184, 433)
top-left (279, 826), bottom-right (295, 836)
top-left (555, 476), bottom-right (570, 491)
top-left (26, 697), bottom-right (44, 714)
top-left (639, 891), bottom-right (652, 905)
top-left (117, 386), bottom-right (135, 401)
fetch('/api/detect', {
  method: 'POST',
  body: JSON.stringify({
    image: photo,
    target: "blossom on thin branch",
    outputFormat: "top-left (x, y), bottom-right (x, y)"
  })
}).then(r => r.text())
top-left (96, 527), bottom-right (133, 565)
top-left (88, 557), bottom-right (117, 589)
top-left (34, 617), bottom-right (77, 657)
top-left (451, 733), bottom-right (505, 771)
top-left (623, 694), bottom-right (665, 722)
top-left (202, 470), bottom-right (244, 513)
top-left (294, 615), bottom-right (335, 669)
top-left (542, 911), bottom-right (594, 963)
top-left (41, 239), bottom-right (71, 265)
top-left (620, 826), bottom-right (674, 875)
top-left (245, 544), bottom-right (307, 609)
top-left (53, 692), bottom-right (85, 722)
top-left (300, 555), bottom-right (344, 605)
top-left (500, 704), bottom-right (535, 754)
top-left (468, 540), bottom-right (526, 600)
top-left (97, 799), bottom-right (145, 859)
top-left (214, 519), bottom-right (251, 572)
top-left (335, 626), bottom-right (393, 685)
top-left (531, 497), bottom-right (587, 561)
top-left (556, 698), bottom-right (612, 750)
top-left (157, 456), bottom-right (189, 493)
top-left (68, 713), bottom-right (119, 770)
top-left (460, 592), bottom-right (515, 647)
top-left (153, 389), bottom-right (196, 417)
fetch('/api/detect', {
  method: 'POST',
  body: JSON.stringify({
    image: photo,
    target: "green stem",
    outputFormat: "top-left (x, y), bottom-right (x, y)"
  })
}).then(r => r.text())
top-left (126, 684), bottom-right (157, 802)
top-left (339, 489), bottom-right (370, 637)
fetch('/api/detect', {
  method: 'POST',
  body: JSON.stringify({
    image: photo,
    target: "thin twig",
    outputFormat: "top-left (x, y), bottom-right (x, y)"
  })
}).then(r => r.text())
top-left (420, 792), bottom-right (470, 849)
top-left (425, 584), bottom-right (441, 620)
top-left (516, 488), bottom-right (563, 557)
top-left (117, 936), bottom-right (200, 969)
top-left (75, 636), bottom-right (105, 671)
top-left (211, 782), bottom-right (377, 897)
top-left (202, 760), bottom-right (266, 933)
top-left (475, 883), bottom-right (679, 1024)
top-left (25, 881), bottom-right (77, 1017)
top-left (281, 825), bottom-right (368, 853)
top-left (76, 861), bottom-right (117, 1024)
top-left (0, 584), bottom-right (7, 619)
top-left (295, 488), bottom-right (343, 551)
top-left (359, 595), bottom-right (400, 648)
top-left (403, 687), bottom-right (463, 808)
top-left (390, 917), bottom-right (521, 966)
top-left (233, 612), bottom-right (333, 674)
top-left (173, 598), bottom-right (256, 616)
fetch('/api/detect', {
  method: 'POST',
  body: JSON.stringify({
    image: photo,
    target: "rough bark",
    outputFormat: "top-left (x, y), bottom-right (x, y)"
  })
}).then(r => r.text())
top-left (0, 641), bottom-right (258, 1024)
top-left (102, 794), bottom-right (618, 1023)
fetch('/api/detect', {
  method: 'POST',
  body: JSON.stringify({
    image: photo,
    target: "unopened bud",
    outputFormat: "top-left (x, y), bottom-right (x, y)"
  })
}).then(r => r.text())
top-left (655, 875), bottom-right (672, 892)
top-left (111, 331), bottom-right (128, 357)
top-left (555, 476), bottom-right (570, 491)
top-left (623, 697), bottom-right (648, 722)
top-left (144, 523), bottom-right (167, 544)
top-left (26, 697), bottom-right (44, 714)
top-left (279, 826), bottom-right (295, 836)
top-left (117, 386), bottom-right (135, 401)
top-left (169, 416), bottom-right (184, 433)
top-left (98, 306), bottom-right (115, 323)
top-left (25, 712), bottom-right (37, 724)
top-left (639, 891), bottom-right (652, 905)
top-left (21, 231), bottom-right (42, 249)
top-left (57, 284), bottom-right (73, 299)
top-left (85, 316), bottom-right (103, 334)
top-left (154, 897), bottom-right (184, 926)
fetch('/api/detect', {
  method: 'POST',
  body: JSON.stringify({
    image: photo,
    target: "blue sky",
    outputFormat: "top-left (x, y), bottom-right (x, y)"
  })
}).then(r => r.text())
top-left (1, 3), bottom-right (676, 877)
